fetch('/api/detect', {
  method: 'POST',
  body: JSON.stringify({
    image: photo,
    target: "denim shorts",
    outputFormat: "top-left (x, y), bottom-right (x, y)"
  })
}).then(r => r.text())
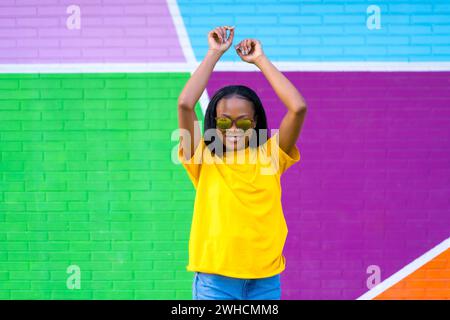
top-left (192, 272), bottom-right (281, 300)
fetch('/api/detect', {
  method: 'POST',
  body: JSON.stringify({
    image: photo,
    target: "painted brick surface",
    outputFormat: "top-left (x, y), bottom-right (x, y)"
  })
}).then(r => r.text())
top-left (178, 0), bottom-right (450, 61)
top-left (206, 71), bottom-right (450, 299)
top-left (0, 0), bottom-right (184, 63)
top-left (0, 73), bottom-right (203, 299)
top-left (1, 0), bottom-right (450, 300)
top-left (375, 249), bottom-right (450, 299)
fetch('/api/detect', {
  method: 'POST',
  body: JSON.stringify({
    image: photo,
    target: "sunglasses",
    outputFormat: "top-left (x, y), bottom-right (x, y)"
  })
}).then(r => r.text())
top-left (215, 116), bottom-right (255, 131)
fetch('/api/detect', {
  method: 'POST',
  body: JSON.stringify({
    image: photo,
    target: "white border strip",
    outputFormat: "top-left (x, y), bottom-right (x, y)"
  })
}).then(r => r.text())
top-left (2, 62), bottom-right (450, 74)
top-left (357, 237), bottom-right (450, 300)
top-left (214, 61), bottom-right (450, 72)
top-left (166, 0), bottom-right (196, 64)
top-left (166, 0), bottom-right (209, 114)
top-left (0, 63), bottom-right (193, 74)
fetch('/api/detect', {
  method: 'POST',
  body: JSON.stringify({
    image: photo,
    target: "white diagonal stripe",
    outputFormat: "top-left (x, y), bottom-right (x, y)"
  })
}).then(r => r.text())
top-left (357, 237), bottom-right (450, 300)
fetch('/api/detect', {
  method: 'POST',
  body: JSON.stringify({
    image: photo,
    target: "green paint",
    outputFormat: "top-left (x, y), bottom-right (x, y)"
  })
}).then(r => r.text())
top-left (0, 73), bottom-right (202, 299)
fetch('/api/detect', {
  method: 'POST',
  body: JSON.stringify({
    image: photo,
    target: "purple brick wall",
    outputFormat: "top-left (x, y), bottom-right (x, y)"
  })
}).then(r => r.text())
top-left (2, 0), bottom-right (449, 300)
top-left (207, 71), bottom-right (450, 299)
top-left (0, 0), bottom-right (184, 63)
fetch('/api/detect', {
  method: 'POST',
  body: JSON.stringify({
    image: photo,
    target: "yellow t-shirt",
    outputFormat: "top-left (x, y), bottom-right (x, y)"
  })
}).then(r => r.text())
top-left (178, 132), bottom-right (300, 279)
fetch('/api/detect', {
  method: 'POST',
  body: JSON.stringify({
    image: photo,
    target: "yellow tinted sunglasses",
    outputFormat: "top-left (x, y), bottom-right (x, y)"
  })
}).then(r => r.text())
top-left (215, 116), bottom-right (255, 131)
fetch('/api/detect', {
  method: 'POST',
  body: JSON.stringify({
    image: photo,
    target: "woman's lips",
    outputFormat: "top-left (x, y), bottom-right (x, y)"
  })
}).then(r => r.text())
top-left (225, 135), bottom-right (244, 143)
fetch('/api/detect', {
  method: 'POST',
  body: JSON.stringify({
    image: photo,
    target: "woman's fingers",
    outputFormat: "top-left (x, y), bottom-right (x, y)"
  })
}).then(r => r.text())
top-left (227, 27), bottom-right (235, 44)
top-left (238, 39), bottom-right (259, 55)
top-left (236, 43), bottom-right (243, 55)
top-left (217, 27), bottom-right (223, 43)
top-left (210, 25), bottom-right (235, 45)
top-left (246, 39), bottom-right (252, 54)
top-left (225, 26), bottom-right (235, 43)
top-left (221, 27), bottom-right (227, 43)
top-left (251, 39), bottom-right (259, 51)
top-left (234, 38), bottom-right (262, 62)
top-left (238, 40), bottom-right (244, 54)
top-left (208, 25), bottom-right (236, 52)
top-left (215, 26), bottom-right (227, 44)
top-left (213, 28), bottom-right (223, 43)
top-left (235, 43), bottom-right (243, 56)
top-left (218, 28), bottom-right (225, 43)
top-left (236, 41), bottom-right (243, 54)
top-left (237, 40), bottom-right (247, 55)
top-left (240, 40), bottom-right (248, 55)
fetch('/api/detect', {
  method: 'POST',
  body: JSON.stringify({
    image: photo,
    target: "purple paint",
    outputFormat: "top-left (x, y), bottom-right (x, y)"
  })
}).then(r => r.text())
top-left (207, 71), bottom-right (450, 299)
top-left (0, 0), bottom-right (184, 63)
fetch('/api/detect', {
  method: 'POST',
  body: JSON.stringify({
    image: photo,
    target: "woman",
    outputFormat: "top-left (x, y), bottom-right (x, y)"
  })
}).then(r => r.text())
top-left (177, 26), bottom-right (307, 300)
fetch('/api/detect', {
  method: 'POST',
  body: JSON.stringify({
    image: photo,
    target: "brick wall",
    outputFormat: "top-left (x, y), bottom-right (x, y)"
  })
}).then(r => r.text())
top-left (0, 73), bottom-right (203, 299)
top-left (0, 0), bottom-right (183, 63)
top-left (0, 0), bottom-right (449, 300)
top-left (207, 71), bottom-right (450, 299)
top-left (375, 249), bottom-right (450, 299)
top-left (178, 0), bottom-right (450, 62)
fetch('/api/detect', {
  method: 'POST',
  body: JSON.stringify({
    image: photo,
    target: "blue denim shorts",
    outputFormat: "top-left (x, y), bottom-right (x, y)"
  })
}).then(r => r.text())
top-left (192, 272), bottom-right (281, 300)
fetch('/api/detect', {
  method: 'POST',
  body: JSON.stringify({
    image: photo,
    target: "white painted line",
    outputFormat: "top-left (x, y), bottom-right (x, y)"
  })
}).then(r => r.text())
top-left (166, 0), bottom-right (209, 115)
top-left (214, 61), bottom-right (450, 72)
top-left (198, 90), bottom-right (210, 116)
top-left (357, 237), bottom-right (450, 300)
top-left (0, 63), bottom-right (193, 73)
top-left (2, 62), bottom-right (450, 74)
top-left (166, 0), bottom-right (196, 64)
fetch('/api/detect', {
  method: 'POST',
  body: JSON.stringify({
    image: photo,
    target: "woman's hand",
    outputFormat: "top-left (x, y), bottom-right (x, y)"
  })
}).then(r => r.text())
top-left (208, 26), bottom-right (235, 54)
top-left (235, 39), bottom-right (265, 64)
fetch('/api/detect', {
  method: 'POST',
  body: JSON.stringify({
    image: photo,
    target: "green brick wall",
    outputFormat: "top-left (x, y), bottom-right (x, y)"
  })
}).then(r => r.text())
top-left (0, 73), bottom-right (203, 299)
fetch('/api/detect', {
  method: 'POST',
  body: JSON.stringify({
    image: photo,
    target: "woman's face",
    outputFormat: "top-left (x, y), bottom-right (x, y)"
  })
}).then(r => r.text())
top-left (215, 96), bottom-right (257, 151)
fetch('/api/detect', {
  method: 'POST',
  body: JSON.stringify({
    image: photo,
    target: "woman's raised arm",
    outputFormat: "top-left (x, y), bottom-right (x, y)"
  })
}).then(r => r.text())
top-left (178, 26), bottom-right (235, 160)
top-left (235, 39), bottom-right (307, 156)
